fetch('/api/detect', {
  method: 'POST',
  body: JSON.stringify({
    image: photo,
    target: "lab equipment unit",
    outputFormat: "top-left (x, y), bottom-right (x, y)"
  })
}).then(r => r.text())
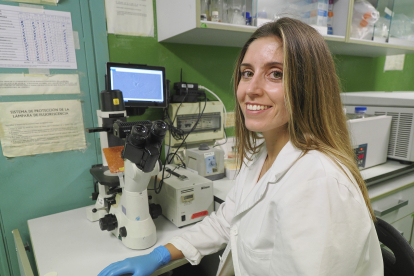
top-left (347, 114), bottom-right (392, 169)
top-left (342, 91), bottom-right (414, 163)
top-left (99, 121), bottom-right (167, 249)
top-left (166, 101), bottom-right (224, 146)
top-left (186, 144), bottom-right (225, 180)
top-left (152, 165), bottom-right (214, 228)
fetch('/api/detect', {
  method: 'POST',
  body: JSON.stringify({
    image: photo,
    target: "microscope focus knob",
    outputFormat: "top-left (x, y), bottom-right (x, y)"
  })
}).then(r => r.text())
top-left (99, 214), bottom-right (118, 231)
top-left (149, 203), bottom-right (162, 219)
top-left (119, 227), bottom-right (127, 238)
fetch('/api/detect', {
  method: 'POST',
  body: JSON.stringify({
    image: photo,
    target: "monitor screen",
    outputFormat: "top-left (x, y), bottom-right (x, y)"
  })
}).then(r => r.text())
top-left (107, 62), bottom-right (167, 108)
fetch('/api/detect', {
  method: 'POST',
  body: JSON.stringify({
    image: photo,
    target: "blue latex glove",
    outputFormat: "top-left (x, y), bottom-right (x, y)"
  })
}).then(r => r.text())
top-left (98, 246), bottom-right (171, 276)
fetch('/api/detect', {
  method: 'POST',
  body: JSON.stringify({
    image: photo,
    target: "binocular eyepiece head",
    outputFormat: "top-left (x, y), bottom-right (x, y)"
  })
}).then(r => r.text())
top-left (127, 120), bottom-right (168, 148)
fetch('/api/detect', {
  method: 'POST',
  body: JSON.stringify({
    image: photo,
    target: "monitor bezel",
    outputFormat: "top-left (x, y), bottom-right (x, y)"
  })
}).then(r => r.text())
top-left (106, 62), bottom-right (167, 108)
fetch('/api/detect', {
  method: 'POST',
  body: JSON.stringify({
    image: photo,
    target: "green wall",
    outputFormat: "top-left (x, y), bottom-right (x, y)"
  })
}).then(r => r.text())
top-left (335, 53), bottom-right (414, 92)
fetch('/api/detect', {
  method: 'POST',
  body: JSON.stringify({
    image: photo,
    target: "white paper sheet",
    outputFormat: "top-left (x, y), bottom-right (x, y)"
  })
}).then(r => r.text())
top-left (0, 100), bottom-right (86, 157)
top-left (105, 0), bottom-right (154, 37)
top-left (384, 54), bottom-right (405, 71)
top-left (0, 74), bottom-right (80, 95)
top-left (0, 4), bottom-right (77, 69)
top-left (4, 0), bottom-right (58, 5)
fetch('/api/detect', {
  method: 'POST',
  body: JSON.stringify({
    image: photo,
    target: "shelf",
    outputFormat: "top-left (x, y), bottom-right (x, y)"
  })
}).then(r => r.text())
top-left (363, 160), bottom-right (414, 186)
top-left (156, 0), bottom-right (414, 57)
top-left (329, 38), bottom-right (414, 56)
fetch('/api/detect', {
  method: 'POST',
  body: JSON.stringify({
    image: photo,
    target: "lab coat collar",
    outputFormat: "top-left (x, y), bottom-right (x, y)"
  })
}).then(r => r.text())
top-left (249, 141), bottom-right (304, 181)
top-left (234, 141), bottom-right (303, 218)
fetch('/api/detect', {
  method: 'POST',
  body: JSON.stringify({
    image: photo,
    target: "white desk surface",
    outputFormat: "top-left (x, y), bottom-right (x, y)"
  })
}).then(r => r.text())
top-left (28, 206), bottom-right (188, 276)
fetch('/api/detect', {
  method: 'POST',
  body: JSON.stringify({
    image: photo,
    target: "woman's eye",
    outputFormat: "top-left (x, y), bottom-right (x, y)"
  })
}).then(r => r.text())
top-left (241, 71), bottom-right (253, 78)
top-left (271, 71), bottom-right (283, 79)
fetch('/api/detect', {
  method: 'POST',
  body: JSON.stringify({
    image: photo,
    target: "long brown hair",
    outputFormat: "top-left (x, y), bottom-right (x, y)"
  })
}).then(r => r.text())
top-left (233, 18), bottom-right (376, 220)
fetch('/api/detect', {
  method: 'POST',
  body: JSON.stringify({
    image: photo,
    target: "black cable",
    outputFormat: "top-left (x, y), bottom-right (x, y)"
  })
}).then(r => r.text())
top-left (153, 93), bottom-right (207, 194)
top-left (213, 126), bottom-right (228, 148)
top-left (167, 93), bottom-right (207, 164)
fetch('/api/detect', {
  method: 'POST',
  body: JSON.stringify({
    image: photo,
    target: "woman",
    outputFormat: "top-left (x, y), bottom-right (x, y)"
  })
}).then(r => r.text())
top-left (98, 17), bottom-right (383, 276)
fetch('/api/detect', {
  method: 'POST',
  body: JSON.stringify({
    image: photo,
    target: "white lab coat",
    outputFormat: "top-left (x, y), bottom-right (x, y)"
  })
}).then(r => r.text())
top-left (170, 141), bottom-right (383, 276)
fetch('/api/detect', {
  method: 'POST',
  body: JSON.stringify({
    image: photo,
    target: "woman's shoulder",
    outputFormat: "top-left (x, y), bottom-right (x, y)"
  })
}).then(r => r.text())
top-left (295, 149), bottom-right (357, 186)
top-left (287, 150), bottom-right (364, 205)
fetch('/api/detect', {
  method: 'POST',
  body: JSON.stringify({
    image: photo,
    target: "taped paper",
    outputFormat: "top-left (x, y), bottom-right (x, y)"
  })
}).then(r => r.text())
top-left (105, 0), bottom-right (154, 37)
top-left (0, 74), bottom-right (80, 95)
top-left (0, 4), bottom-right (77, 69)
top-left (0, 100), bottom-right (86, 157)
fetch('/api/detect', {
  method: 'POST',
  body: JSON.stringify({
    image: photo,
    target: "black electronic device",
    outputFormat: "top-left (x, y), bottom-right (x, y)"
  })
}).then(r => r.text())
top-left (171, 82), bottom-right (205, 103)
top-left (106, 62), bottom-right (168, 115)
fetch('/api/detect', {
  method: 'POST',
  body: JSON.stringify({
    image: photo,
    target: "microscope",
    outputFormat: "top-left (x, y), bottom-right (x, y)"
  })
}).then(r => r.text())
top-left (99, 120), bottom-right (167, 249)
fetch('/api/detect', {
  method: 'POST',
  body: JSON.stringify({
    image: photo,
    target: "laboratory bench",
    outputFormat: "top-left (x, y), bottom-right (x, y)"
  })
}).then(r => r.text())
top-left (23, 160), bottom-right (414, 276)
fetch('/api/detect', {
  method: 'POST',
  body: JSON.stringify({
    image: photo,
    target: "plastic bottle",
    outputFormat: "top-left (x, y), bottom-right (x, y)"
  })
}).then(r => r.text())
top-left (210, 0), bottom-right (223, 22)
top-left (211, 11), bottom-right (219, 22)
top-left (355, 106), bottom-right (367, 118)
top-left (222, 0), bottom-right (229, 23)
top-left (245, 12), bottom-right (251, 25)
top-left (200, 0), bottom-right (210, 21)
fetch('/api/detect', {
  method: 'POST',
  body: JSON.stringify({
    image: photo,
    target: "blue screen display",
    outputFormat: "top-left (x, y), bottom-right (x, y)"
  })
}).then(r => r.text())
top-left (110, 67), bottom-right (164, 103)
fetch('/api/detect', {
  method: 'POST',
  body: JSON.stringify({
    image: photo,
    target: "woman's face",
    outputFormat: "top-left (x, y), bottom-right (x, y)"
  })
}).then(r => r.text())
top-left (237, 36), bottom-right (289, 136)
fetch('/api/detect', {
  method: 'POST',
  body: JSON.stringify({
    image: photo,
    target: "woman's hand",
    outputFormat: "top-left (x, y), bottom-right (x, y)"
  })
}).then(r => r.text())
top-left (98, 246), bottom-right (171, 276)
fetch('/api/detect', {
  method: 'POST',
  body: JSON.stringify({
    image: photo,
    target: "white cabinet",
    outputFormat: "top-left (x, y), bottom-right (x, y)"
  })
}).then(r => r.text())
top-left (371, 183), bottom-right (414, 223)
top-left (156, 0), bottom-right (414, 57)
top-left (391, 213), bottom-right (414, 243)
top-left (369, 173), bottom-right (414, 246)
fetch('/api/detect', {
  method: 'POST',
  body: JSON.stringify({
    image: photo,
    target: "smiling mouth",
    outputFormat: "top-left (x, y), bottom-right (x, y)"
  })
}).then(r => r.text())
top-left (246, 104), bottom-right (271, 111)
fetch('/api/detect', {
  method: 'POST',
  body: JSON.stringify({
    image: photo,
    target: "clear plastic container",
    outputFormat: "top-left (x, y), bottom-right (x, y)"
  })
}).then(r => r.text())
top-left (355, 106), bottom-right (367, 118)
top-left (227, 0), bottom-right (246, 25)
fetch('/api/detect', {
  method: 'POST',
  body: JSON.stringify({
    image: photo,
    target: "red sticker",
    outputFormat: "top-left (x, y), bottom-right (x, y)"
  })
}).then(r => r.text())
top-left (191, 210), bottom-right (208, 219)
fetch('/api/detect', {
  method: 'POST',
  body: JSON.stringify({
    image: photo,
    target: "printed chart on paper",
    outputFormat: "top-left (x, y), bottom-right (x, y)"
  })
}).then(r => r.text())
top-left (0, 4), bottom-right (77, 69)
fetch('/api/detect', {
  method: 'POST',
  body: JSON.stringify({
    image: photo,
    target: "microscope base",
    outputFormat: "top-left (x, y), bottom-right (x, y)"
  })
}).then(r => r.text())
top-left (121, 220), bottom-right (157, 250)
top-left (110, 210), bottom-right (157, 249)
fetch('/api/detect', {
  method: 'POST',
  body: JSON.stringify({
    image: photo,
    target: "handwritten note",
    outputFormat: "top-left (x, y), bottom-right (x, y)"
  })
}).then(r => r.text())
top-left (0, 4), bottom-right (77, 69)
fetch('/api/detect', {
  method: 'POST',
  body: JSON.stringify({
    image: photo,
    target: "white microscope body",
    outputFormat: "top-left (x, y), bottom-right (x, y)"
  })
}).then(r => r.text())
top-left (108, 160), bottom-right (159, 249)
top-left (99, 121), bottom-right (166, 250)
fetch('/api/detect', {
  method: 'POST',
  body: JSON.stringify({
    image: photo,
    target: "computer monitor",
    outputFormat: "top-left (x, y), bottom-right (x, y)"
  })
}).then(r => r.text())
top-left (106, 62), bottom-right (167, 109)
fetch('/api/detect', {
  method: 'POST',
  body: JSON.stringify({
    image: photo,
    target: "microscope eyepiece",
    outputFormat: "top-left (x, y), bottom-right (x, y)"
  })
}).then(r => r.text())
top-left (151, 120), bottom-right (168, 136)
top-left (148, 120), bottom-right (168, 145)
top-left (128, 124), bottom-right (149, 147)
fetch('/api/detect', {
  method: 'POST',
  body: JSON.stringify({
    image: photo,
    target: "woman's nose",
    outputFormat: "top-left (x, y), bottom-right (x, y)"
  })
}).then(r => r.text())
top-left (246, 75), bottom-right (264, 98)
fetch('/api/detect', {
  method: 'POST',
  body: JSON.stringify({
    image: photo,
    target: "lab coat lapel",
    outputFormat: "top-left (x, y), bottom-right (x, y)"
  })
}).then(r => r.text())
top-left (233, 141), bottom-right (303, 219)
